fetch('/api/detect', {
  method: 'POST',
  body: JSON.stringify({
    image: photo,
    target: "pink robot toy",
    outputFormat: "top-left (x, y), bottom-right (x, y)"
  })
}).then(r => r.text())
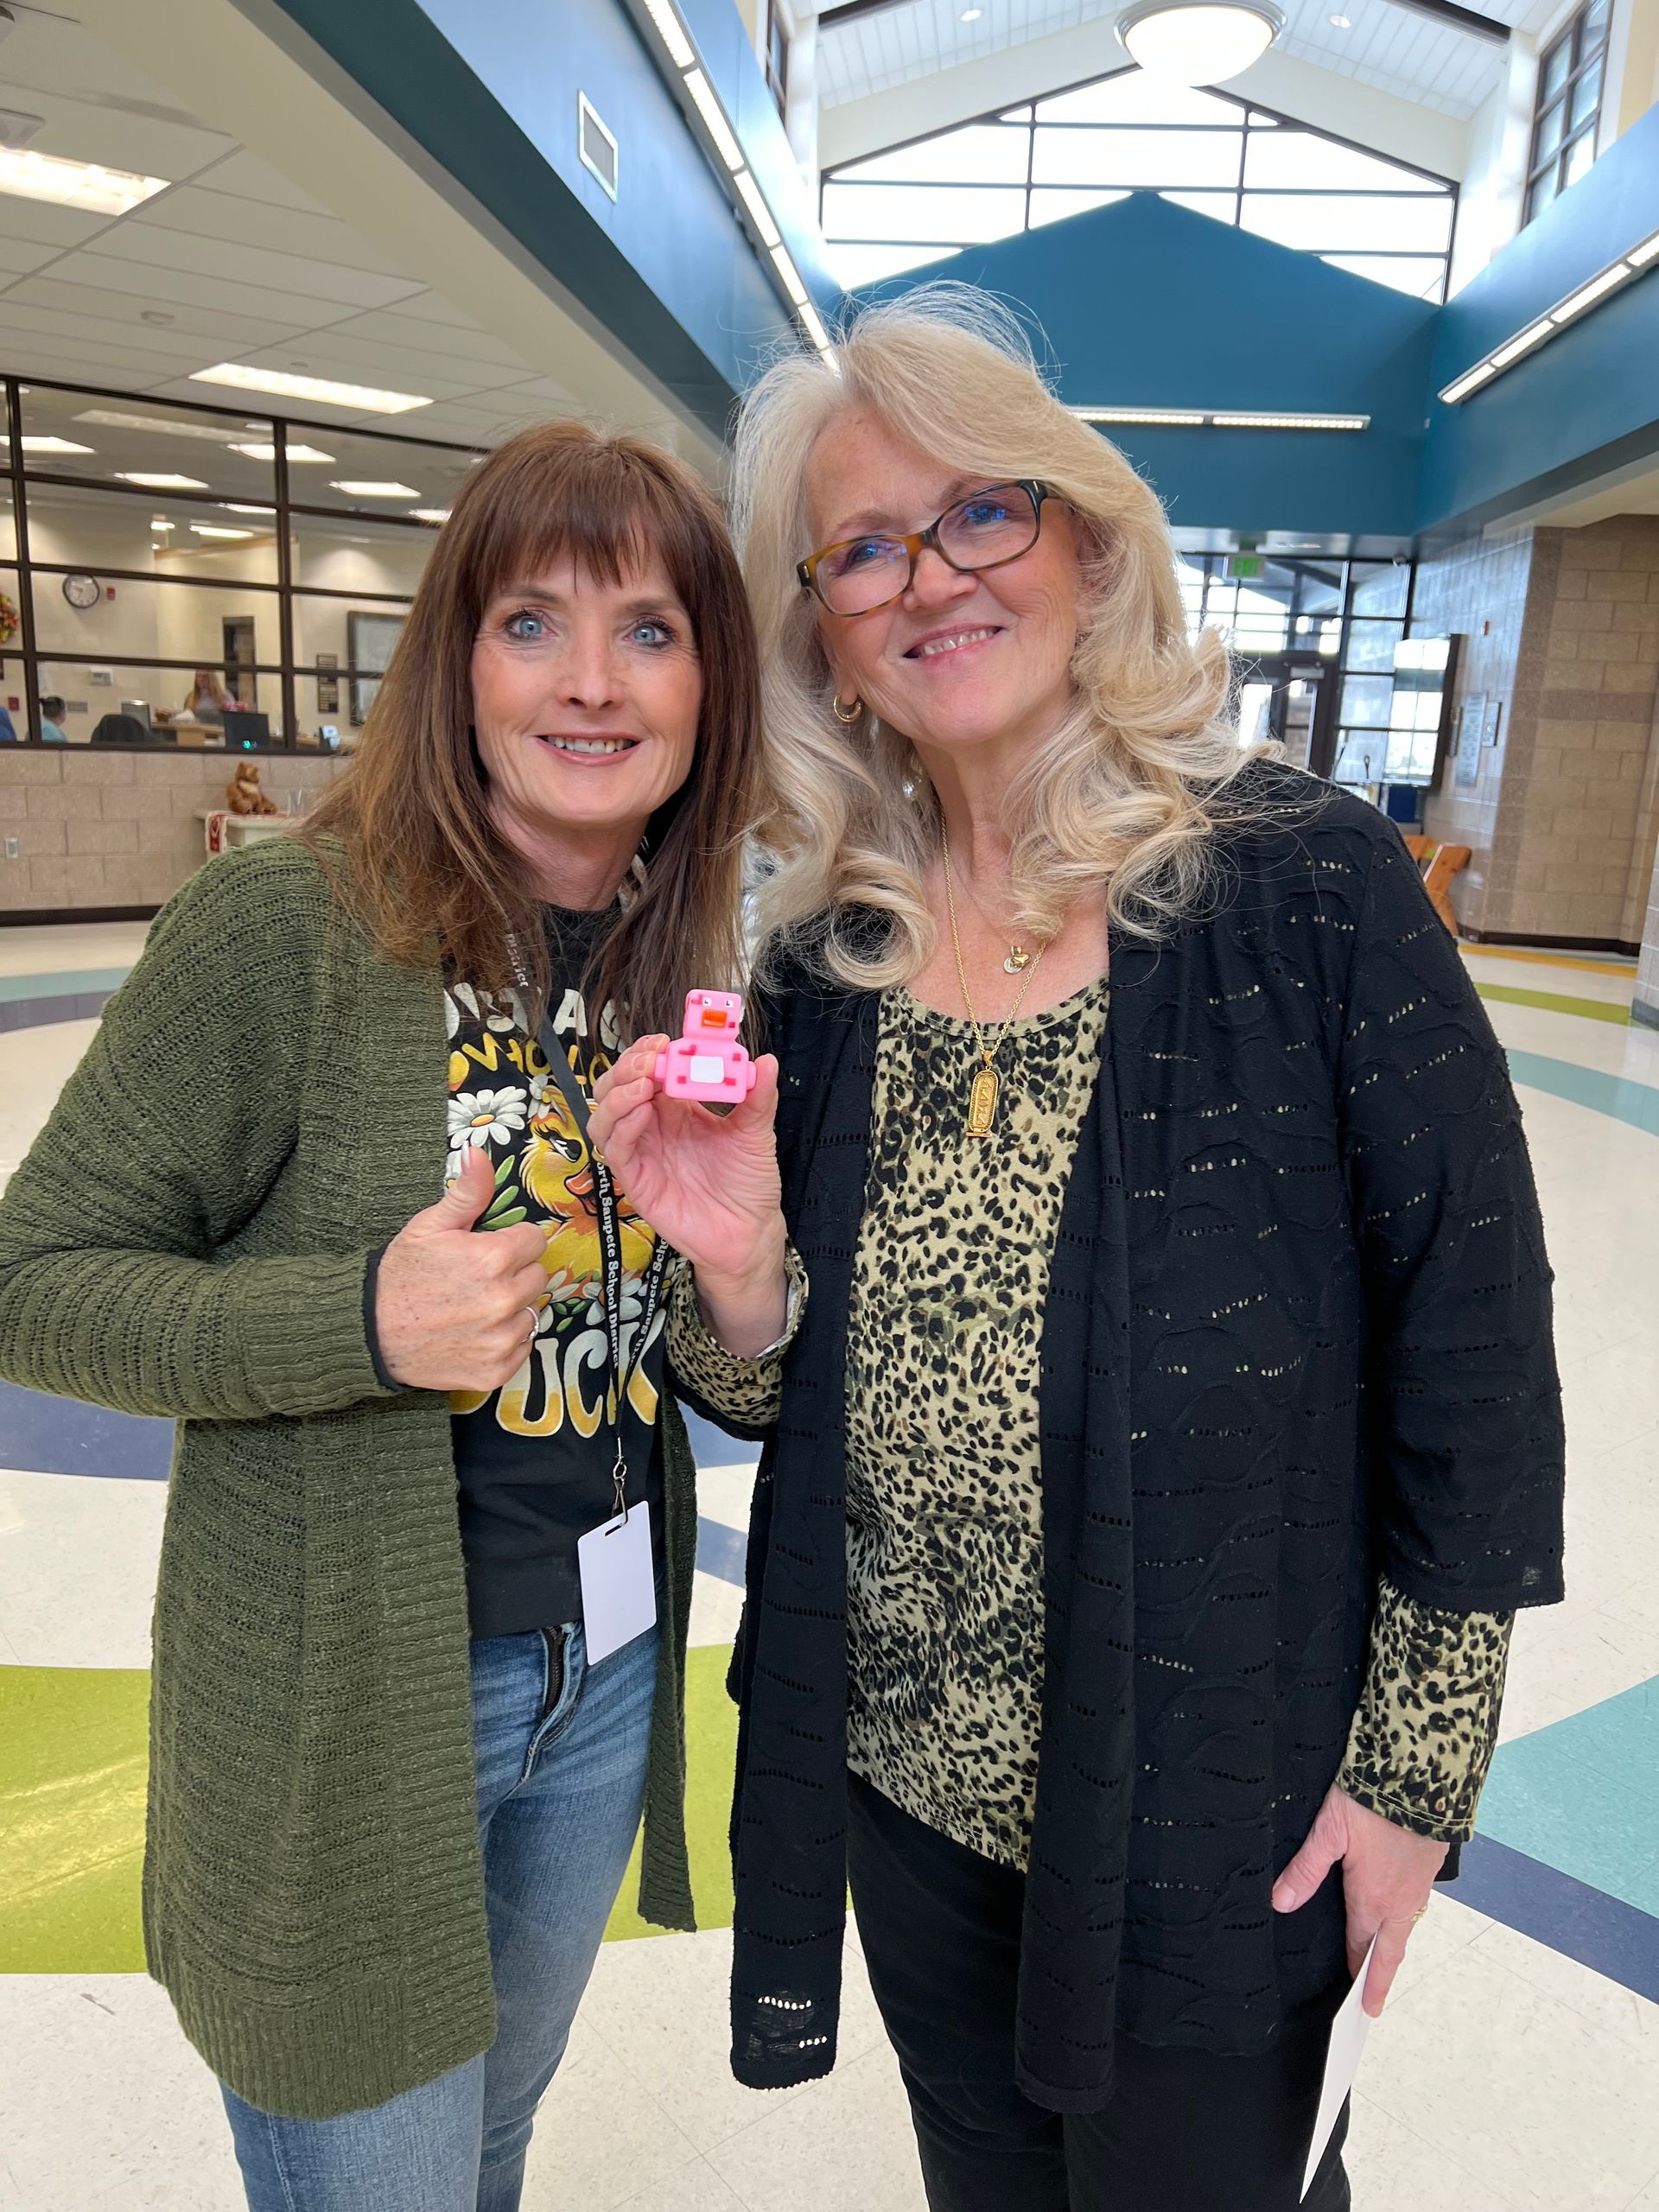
top-left (654, 989), bottom-right (757, 1105)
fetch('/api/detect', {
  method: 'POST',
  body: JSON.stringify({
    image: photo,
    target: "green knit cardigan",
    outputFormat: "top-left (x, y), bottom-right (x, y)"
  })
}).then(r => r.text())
top-left (0, 838), bottom-right (698, 2120)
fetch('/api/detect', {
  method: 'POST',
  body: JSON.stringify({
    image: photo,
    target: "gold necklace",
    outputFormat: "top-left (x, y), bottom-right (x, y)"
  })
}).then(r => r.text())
top-left (942, 825), bottom-right (1046, 1140)
top-left (950, 864), bottom-right (1035, 973)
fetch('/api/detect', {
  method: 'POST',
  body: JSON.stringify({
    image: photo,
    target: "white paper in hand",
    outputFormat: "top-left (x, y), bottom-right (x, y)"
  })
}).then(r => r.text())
top-left (1300, 1936), bottom-right (1377, 2202)
top-left (577, 1506), bottom-right (657, 1665)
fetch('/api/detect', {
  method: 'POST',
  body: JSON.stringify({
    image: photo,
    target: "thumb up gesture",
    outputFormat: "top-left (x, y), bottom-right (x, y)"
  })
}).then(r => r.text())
top-left (373, 1145), bottom-right (550, 1391)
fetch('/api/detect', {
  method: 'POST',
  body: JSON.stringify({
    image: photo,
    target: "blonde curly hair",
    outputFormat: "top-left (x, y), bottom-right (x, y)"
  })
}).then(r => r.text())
top-left (731, 283), bottom-right (1264, 989)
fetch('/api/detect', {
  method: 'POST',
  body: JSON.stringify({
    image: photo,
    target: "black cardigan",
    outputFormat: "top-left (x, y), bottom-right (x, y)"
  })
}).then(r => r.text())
top-left (711, 769), bottom-right (1564, 2113)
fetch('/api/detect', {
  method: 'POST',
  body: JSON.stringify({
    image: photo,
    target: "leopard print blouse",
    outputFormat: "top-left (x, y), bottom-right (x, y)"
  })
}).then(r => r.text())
top-left (670, 982), bottom-right (1514, 1866)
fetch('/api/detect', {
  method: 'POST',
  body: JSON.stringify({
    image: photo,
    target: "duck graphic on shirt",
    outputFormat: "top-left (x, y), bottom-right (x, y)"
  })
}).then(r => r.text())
top-left (443, 978), bottom-right (664, 1438)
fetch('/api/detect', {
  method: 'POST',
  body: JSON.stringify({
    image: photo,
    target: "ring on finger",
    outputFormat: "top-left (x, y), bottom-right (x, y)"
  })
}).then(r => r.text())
top-left (1412, 1904), bottom-right (1429, 1923)
top-left (523, 1304), bottom-right (542, 1342)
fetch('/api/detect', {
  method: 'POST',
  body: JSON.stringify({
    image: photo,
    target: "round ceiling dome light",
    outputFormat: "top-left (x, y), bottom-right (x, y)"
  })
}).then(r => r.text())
top-left (1116, 0), bottom-right (1285, 84)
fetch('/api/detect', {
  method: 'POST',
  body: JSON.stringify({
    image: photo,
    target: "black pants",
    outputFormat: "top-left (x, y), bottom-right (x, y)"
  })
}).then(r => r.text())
top-left (846, 1772), bottom-right (1351, 2212)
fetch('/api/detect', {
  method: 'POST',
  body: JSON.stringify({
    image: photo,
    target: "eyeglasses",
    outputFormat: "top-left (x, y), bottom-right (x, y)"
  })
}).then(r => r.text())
top-left (797, 480), bottom-right (1053, 618)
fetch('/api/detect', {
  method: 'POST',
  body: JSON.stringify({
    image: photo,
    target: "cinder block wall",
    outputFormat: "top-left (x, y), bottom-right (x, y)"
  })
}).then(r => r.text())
top-left (0, 750), bottom-right (353, 917)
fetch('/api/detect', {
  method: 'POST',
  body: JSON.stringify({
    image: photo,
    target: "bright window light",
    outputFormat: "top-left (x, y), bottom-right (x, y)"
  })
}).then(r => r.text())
top-left (116, 472), bottom-right (207, 489)
top-left (733, 167), bottom-right (781, 248)
top-left (191, 365), bottom-right (431, 414)
top-left (231, 441), bottom-right (336, 463)
top-left (1117, 2), bottom-right (1283, 88)
top-left (2, 435), bottom-right (93, 454)
top-left (683, 69), bottom-right (745, 174)
top-left (0, 147), bottom-right (168, 216)
top-left (329, 480), bottom-right (422, 498)
top-left (190, 524), bottom-right (253, 539)
top-left (641, 0), bottom-right (696, 69)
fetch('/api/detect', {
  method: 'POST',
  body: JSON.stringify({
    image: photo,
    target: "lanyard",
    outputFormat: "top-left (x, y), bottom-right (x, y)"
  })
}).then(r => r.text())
top-left (536, 1019), bottom-right (673, 1520)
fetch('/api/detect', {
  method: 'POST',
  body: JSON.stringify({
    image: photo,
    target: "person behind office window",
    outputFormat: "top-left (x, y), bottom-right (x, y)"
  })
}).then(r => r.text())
top-left (590, 286), bottom-right (1566, 2212)
top-left (182, 667), bottom-right (240, 720)
top-left (0, 421), bottom-right (785, 2212)
top-left (38, 693), bottom-right (68, 744)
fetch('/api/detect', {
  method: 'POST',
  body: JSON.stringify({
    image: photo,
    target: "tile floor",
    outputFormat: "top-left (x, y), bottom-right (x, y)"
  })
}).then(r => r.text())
top-left (1, 921), bottom-right (1656, 2209)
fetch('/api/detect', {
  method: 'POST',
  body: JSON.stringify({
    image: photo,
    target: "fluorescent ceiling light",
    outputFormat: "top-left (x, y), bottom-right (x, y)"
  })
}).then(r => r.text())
top-left (1439, 359), bottom-right (1497, 404)
top-left (0, 147), bottom-right (168, 216)
top-left (770, 244), bottom-right (809, 307)
top-left (1116, 0), bottom-right (1283, 85)
top-left (1076, 407), bottom-right (1205, 425)
top-left (3, 435), bottom-right (93, 454)
top-left (641, 0), bottom-right (696, 68)
top-left (191, 524), bottom-right (252, 539)
top-left (149, 517), bottom-right (174, 531)
top-left (1550, 265), bottom-right (1628, 322)
top-left (683, 68), bottom-right (744, 173)
top-left (733, 167), bottom-right (780, 248)
top-left (1629, 231), bottom-right (1659, 268)
top-left (1490, 318), bottom-right (1552, 368)
top-left (798, 301), bottom-right (835, 354)
top-left (410, 507), bottom-right (451, 523)
top-left (190, 364), bottom-right (431, 415)
top-left (75, 409), bottom-right (244, 444)
top-left (231, 441), bottom-right (335, 463)
top-left (330, 479), bottom-right (421, 498)
top-left (221, 503), bottom-right (276, 515)
top-left (1212, 412), bottom-right (1368, 429)
top-left (117, 472), bottom-right (207, 489)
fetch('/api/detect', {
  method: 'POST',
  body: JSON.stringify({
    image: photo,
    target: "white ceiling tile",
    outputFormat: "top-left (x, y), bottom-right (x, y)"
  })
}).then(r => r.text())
top-left (0, 62), bottom-right (233, 181)
top-left (0, 302), bottom-right (219, 371)
top-left (134, 186), bottom-right (416, 282)
top-left (365, 289), bottom-right (478, 330)
top-left (20, 250), bottom-right (370, 331)
top-left (227, 332), bottom-right (520, 402)
top-left (0, 199), bottom-right (111, 252)
top-left (0, 238), bottom-right (64, 278)
top-left (327, 307), bottom-right (536, 374)
top-left (86, 220), bottom-right (427, 311)
top-left (0, 273), bottom-right (308, 352)
top-left (185, 149), bottom-right (335, 218)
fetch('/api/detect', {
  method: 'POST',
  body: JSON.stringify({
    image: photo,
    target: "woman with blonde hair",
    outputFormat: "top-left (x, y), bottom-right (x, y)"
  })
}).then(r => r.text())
top-left (592, 288), bottom-right (1563, 2209)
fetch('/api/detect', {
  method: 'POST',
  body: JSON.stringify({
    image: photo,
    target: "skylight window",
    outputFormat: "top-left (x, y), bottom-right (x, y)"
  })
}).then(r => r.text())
top-left (822, 67), bottom-right (1457, 302)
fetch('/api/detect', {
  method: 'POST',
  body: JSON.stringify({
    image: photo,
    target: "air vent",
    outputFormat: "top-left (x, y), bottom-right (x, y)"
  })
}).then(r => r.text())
top-left (0, 108), bottom-right (46, 150)
top-left (578, 92), bottom-right (618, 200)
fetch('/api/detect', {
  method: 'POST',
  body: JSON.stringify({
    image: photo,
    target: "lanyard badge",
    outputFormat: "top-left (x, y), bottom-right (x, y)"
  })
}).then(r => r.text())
top-left (537, 1018), bottom-right (672, 1661)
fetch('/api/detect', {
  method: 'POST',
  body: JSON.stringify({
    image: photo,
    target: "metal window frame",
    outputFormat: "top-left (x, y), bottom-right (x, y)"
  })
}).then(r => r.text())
top-left (2, 370), bottom-right (474, 747)
top-left (1525, 0), bottom-right (1611, 223)
top-left (822, 67), bottom-right (1458, 302)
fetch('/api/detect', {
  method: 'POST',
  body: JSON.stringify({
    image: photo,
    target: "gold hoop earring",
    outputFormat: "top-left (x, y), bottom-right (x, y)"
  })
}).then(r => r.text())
top-left (831, 695), bottom-right (862, 724)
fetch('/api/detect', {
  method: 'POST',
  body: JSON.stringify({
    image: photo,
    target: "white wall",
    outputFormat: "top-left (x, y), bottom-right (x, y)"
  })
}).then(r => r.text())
top-left (1448, 35), bottom-right (1541, 293)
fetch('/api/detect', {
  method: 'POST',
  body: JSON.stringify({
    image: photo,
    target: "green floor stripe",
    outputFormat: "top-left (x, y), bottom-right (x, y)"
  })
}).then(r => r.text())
top-left (1474, 982), bottom-right (1631, 1026)
top-left (0, 1646), bottom-right (738, 1974)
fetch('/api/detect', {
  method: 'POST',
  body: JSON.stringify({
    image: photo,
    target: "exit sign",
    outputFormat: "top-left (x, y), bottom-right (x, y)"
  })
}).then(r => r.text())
top-left (1226, 555), bottom-right (1264, 580)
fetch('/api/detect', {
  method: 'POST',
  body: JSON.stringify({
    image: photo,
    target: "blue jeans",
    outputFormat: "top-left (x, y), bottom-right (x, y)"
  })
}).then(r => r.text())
top-left (222, 1612), bottom-right (659, 2212)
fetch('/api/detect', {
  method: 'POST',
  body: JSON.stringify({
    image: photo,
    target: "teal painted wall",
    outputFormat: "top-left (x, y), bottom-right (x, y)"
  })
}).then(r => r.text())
top-left (859, 193), bottom-right (1436, 538)
top-left (265, 0), bottom-right (830, 434)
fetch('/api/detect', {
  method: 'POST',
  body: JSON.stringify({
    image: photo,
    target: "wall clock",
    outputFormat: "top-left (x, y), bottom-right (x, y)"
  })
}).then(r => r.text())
top-left (61, 572), bottom-right (100, 610)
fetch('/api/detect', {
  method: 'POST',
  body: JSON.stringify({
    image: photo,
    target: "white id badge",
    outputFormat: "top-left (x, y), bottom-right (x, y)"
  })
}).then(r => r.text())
top-left (577, 1506), bottom-right (657, 1664)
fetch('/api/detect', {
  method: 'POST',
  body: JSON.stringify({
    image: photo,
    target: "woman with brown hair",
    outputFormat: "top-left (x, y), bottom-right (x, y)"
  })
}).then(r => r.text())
top-left (0, 421), bottom-right (785, 2210)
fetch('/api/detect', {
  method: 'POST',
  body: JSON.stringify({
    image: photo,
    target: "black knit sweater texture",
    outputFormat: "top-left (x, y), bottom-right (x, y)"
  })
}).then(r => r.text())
top-left (720, 768), bottom-right (1565, 2113)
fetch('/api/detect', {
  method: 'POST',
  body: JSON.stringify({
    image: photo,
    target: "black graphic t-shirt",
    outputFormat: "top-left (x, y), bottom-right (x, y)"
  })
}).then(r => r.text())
top-left (446, 909), bottom-right (668, 1638)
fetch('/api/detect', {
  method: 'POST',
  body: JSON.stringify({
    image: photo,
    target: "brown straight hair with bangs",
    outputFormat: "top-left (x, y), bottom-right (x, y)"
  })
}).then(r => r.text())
top-left (302, 420), bottom-right (760, 1039)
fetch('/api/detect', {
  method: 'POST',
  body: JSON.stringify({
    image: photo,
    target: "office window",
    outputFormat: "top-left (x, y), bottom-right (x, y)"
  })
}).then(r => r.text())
top-left (765, 0), bottom-right (788, 115)
top-left (1526, 0), bottom-right (1611, 224)
top-left (822, 70), bottom-right (1457, 301)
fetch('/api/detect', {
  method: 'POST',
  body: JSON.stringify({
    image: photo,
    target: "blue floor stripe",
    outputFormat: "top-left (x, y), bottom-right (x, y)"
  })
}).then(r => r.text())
top-left (0, 988), bottom-right (118, 1032)
top-left (0, 966), bottom-right (132, 1005)
top-left (1457, 1832), bottom-right (1659, 2005)
top-left (696, 1516), bottom-right (747, 1586)
top-left (1507, 1050), bottom-right (1659, 1138)
top-left (0, 1379), bottom-right (171, 1479)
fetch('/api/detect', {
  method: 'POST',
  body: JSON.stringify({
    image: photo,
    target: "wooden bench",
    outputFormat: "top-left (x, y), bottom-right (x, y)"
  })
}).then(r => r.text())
top-left (1402, 835), bottom-right (1471, 936)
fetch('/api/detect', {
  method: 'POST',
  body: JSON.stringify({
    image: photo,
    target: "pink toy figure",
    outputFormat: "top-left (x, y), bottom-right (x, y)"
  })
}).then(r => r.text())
top-left (654, 989), bottom-right (756, 1104)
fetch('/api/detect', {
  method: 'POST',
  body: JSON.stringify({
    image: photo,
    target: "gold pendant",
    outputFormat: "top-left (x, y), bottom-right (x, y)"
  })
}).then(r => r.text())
top-left (967, 1064), bottom-right (1000, 1139)
top-left (1003, 946), bottom-right (1032, 975)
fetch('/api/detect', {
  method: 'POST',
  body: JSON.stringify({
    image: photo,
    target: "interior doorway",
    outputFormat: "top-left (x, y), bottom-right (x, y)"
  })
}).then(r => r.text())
top-left (222, 615), bottom-right (257, 711)
top-left (1233, 651), bottom-right (1338, 777)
